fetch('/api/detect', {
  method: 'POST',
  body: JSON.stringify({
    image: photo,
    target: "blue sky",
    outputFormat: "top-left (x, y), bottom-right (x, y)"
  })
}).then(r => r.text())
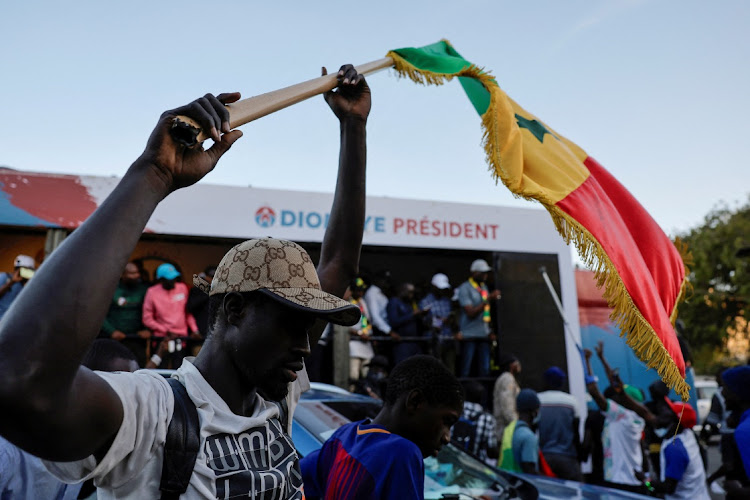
top-left (1, 0), bottom-right (748, 239)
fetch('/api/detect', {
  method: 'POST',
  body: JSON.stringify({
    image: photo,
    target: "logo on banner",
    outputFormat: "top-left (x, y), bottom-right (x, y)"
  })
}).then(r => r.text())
top-left (255, 206), bottom-right (276, 228)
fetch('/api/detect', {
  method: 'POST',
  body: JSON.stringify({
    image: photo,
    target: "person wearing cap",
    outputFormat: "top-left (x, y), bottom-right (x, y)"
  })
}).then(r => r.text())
top-left (348, 277), bottom-right (374, 385)
top-left (100, 262), bottom-right (151, 367)
top-left (718, 365), bottom-right (750, 497)
top-left (0, 64), bottom-right (371, 499)
top-left (493, 353), bottom-right (521, 443)
top-left (589, 346), bottom-right (710, 499)
top-left (537, 366), bottom-right (583, 481)
top-left (499, 388), bottom-right (541, 474)
top-left (630, 397), bottom-right (709, 499)
top-left (456, 258), bottom-right (500, 377)
top-left (419, 273), bottom-right (459, 373)
top-left (584, 345), bottom-right (648, 494)
top-left (0, 254), bottom-right (35, 321)
top-left (142, 262), bottom-right (200, 368)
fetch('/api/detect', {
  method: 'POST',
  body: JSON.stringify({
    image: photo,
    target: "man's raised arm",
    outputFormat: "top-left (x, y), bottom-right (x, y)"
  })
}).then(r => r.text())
top-left (0, 93), bottom-right (243, 461)
top-left (313, 65), bottom-right (371, 345)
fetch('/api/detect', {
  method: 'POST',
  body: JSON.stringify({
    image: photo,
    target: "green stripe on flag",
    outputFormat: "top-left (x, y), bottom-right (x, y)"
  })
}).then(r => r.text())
top-left (390, 40), bottom-right (492, 115)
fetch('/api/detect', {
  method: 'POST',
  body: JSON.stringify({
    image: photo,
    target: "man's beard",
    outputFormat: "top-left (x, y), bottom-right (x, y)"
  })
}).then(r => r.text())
top-left (239, 362), bottom-right (289, 402)
top-left (258, 375), bottom-right (290, 402)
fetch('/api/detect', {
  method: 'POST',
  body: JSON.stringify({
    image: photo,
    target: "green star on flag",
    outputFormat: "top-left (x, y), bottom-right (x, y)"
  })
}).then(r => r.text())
top-left (515, 114), bottom-right (553, 143)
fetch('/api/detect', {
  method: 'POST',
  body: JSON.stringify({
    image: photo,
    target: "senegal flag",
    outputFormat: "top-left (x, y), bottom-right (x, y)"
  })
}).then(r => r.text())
top-left (386, 40), bottom-right (690, 399)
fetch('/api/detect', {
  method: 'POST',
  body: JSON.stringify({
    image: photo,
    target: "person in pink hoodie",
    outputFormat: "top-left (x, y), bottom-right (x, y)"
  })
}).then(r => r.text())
top-left (142, 263), bottom-right (199, 368)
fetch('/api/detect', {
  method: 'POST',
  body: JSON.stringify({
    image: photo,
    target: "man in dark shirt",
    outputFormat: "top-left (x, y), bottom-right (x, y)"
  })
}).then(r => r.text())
top-left (387, 283), bottom-right (430, 365)
top-left (100, 262), bottom-right (150, 367)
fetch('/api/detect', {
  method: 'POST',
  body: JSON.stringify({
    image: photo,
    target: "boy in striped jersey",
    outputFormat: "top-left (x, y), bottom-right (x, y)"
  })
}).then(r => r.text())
top-left (301, 355), bottom-right (464, 500)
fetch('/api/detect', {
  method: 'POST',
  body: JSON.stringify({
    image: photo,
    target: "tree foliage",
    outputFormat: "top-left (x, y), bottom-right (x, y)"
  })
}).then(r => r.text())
top-left (677, 197), bottom-right (750, 352)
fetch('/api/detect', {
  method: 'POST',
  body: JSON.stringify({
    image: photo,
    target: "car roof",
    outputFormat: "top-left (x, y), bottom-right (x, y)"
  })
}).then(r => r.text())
top-left (303, 382), bottom-right (378, 403)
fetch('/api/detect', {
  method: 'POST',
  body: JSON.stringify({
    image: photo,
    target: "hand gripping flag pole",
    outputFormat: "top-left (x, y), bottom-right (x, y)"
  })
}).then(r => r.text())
top-left (170, 58), bottom-right (394, 147)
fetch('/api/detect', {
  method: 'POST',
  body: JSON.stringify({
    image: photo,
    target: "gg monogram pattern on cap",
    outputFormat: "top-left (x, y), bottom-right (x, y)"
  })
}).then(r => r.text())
top-left (194, 238), bottom-right (360, 326)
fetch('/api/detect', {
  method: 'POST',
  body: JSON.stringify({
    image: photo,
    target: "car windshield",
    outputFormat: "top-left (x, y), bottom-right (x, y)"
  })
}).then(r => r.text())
top-left (294, 398), bottom-right (512, 499)
top-left (697, 385), bottom-right (718, 401)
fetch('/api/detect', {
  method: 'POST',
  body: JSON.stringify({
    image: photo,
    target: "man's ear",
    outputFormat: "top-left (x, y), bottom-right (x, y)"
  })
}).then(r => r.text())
top-left (405, 389), bottom-right (426, 414)
top-left (222, 292), bottom-right (246, 326)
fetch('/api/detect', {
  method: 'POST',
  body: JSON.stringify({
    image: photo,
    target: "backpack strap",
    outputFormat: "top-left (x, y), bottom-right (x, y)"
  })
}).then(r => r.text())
top-left (160, 378), bottom-right (200, 500)
top-left (274, 397), bottom-right (290, 433)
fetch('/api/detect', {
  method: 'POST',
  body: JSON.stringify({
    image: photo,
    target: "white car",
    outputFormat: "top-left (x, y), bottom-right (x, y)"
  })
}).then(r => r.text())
top-left (694, 376), bottom-right (719, 428)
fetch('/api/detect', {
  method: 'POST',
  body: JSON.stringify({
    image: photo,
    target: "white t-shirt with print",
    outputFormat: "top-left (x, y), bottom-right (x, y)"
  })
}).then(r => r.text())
top-left (44, 358), bottom-right (309, 499)
top-left (602, 399), bottom-right (644, 485)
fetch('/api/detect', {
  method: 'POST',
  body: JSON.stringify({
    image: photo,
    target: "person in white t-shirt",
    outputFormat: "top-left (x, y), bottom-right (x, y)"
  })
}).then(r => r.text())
top-left (0, 64), bottom-right (371, 500)
top-left (584, 346), bottom-right (648, 494)
top-left (633, 398), bottom-right (709, 500)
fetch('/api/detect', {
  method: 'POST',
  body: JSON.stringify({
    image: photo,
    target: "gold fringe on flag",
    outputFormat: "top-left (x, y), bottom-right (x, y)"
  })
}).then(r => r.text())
top-left (387, 44), bottom-right (691, 400)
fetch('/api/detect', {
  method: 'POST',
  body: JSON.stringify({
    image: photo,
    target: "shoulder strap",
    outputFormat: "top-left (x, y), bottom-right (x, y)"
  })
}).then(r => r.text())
top-left (160, 378), bottom-right (200, 500)
top-left (274, 398), bottom-right (290, 433)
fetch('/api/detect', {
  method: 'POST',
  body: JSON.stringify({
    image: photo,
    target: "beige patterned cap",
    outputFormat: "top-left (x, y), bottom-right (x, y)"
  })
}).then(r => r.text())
top-left (193, 238), bottom-right (360, 326)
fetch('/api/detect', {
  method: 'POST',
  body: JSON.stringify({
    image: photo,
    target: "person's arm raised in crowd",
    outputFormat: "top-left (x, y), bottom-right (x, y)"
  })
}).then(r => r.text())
top-left (0, 93), bottom-right (243, 461)
top-left (594, 340), bottom-right (616, 382)
top-left (309, 65), bottom-right (370, 346)
top-left (584, 349), bottom-right (607, 412)
top-left (613, 388), bottom-right (658, 427)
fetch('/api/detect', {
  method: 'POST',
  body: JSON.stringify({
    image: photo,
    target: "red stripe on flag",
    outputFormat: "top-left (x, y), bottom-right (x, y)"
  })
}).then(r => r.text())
top-left (556, 157), bottom-right (686, 376)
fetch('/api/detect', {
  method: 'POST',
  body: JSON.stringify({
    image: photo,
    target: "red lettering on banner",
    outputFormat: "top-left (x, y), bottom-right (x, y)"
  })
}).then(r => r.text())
top-left (420, 218), bottom-right (429, 236)
top-left (392, 217), bottom-right (498, 240)
top-left (432, 220), bottom-right (441, 236)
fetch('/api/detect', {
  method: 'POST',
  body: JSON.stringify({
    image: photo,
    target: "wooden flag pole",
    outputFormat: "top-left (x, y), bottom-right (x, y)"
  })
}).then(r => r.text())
top-left (171, 57), bottom-right (394, 147)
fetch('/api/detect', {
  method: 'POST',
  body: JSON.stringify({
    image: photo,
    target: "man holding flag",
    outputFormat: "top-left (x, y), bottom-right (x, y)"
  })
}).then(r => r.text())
top-left (0, 64), bottom-right (371, 499)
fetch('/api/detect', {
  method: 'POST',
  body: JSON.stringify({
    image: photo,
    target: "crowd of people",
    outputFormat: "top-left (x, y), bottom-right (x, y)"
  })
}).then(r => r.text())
top-left (1, 64), bottom-right (749, 500)
top-left (438, 337), bottom-right (750, 499)
top-left (98, 260), bottom-right (217, 369)
top-left (306, 258), bottom-right (503, 388)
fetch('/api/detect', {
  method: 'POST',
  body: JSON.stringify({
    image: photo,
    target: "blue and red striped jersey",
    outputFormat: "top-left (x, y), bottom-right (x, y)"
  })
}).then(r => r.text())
top-left (300, 419), bottom-right (424, 500)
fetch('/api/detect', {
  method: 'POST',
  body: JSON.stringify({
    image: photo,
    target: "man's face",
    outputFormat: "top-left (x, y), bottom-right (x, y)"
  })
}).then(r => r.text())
top-left (121, 263), bottom-right (140, 286)
top-left (226, 296), bottom-right (314, 401)
top-left (511, 360), bottom-right (522, 375)
top-left (161, 278), bottom-right (176, 290)
top-left (472, 271), bottom-right (489, 283)
top-left (408, 398), bottom-right (462, 458)
top-left (400, 284), bottom-right (415, 302)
